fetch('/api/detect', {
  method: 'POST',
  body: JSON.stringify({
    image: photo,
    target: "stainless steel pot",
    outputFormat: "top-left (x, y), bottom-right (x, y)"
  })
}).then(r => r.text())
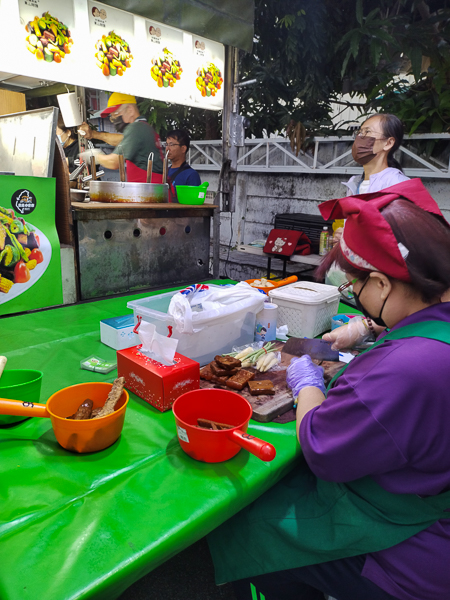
top-left (89, 181), bottom-right (169, 203)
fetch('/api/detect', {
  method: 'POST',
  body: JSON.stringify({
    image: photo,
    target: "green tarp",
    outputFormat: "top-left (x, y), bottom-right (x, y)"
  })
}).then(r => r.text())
top-left (101, 0), bottom-right (255, 52)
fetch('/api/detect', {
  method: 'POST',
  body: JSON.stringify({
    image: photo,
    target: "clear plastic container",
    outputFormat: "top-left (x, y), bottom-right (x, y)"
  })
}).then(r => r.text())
top-left (127, 286), bottom-right (258, 366)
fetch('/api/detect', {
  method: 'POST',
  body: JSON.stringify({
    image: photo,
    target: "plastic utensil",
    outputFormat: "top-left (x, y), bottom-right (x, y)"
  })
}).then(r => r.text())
top-left (176, 182), bottom-right (209, 205)
top-left (0, 382), bottom-right (129, 453)
top-left (245, 275), bottom-right (298, 295)
top-left (0, 369), bottom-right (42, 426)
top-left (172, 389), bottom-right (276, 463)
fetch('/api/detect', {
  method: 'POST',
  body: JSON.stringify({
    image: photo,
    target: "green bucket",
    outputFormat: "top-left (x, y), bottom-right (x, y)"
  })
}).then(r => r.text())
top-left (177, 182), bottom-right (209, 205)
top-left (0, 369), bottom-right (43, 426)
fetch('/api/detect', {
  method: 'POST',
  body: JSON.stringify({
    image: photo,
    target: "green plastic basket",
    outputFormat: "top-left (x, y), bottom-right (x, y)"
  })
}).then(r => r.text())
top-left (177, 182), bottom-right (209, 205)
top-left (0, 369), bottom-right (43, 426)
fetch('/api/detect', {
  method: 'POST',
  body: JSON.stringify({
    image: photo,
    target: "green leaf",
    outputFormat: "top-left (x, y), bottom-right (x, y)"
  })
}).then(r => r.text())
top-left (408, 45), bottom-right (423, 81)
top-left (409, 115), bottom-right (427, 135)
top-left (356, 0), bottom-right (363, 25)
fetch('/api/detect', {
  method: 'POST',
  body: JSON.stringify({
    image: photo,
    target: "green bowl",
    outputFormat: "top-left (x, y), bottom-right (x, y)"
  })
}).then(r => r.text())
top-left (177, 182), bottom-right (209, 205)
top-left (0, 369), bottom-right (43, 426)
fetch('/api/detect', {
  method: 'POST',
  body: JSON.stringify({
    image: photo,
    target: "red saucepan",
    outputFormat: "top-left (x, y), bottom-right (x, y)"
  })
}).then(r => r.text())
top-left (172, 389), bottom-right (276, 463)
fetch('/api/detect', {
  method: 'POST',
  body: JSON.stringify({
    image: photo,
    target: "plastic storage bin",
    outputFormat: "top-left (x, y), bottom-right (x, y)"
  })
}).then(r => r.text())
top-left (268, 281), bottom-right (340, 338)
top-left (127, 285), bottom-right (258, 366)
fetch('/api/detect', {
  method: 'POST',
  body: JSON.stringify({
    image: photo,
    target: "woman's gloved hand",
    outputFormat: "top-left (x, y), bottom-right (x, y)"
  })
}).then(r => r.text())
top-left (286, 355), bottom-right (326, 399)
top-left (322, 316), bottom-right (369, 350)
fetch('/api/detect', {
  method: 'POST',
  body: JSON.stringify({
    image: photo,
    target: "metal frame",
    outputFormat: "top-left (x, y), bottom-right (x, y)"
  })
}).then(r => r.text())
top-left (190, 134), bottom-right (450, 178)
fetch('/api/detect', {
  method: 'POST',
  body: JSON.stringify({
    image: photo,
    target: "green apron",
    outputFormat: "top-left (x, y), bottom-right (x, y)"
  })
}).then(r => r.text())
top-left (208, 321), bottom-right (450, 584)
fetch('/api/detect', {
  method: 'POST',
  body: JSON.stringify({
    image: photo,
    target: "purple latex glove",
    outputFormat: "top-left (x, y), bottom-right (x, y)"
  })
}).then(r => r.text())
top-left (286, 355), bottom-right (326, 399)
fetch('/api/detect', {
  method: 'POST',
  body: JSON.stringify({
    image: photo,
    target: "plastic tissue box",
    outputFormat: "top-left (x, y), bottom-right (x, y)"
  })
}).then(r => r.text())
top-left (100, 315), bottom-right (139, 351)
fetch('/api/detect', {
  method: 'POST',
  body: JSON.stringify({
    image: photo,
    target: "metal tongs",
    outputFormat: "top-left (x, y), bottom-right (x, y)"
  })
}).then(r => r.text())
top-left (162, 150), bottom-right (169, 185)
top-left (146, 152), bottom-right (154, 183)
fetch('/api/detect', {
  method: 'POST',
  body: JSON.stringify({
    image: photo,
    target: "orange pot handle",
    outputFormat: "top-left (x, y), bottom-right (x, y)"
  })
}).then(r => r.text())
top-left (277, 275), bottom-right (298, 287)
top-left (0, 398), bottom-right (49, 418)
top-left (227, 428), bottom-right (276, 462)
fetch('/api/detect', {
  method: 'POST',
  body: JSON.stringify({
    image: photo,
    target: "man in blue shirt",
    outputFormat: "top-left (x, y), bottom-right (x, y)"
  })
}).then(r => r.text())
top-left (165, 129), bottom-right (201, 202)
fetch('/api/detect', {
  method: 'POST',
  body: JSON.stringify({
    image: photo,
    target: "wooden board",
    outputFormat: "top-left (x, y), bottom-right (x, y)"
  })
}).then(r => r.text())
top-left (200, 342), bottom-right (347, 423)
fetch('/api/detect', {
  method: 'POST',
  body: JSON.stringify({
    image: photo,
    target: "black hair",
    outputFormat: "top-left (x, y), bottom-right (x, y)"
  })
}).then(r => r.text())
top-left (376, 113), bottom-right (405, 172)
top-left (166, 129), bottom-right (190, 151)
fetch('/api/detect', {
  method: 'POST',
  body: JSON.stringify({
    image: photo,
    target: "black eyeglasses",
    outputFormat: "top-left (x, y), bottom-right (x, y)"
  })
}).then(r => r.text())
top-left (164, 143), bottom-right (181, 148)
top-left (338, 278), bottom-right (357, 294)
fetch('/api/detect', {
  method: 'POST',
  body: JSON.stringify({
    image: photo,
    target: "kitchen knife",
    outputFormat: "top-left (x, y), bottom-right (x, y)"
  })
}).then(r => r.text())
top-left (282, 337), bottom-right (339, 361)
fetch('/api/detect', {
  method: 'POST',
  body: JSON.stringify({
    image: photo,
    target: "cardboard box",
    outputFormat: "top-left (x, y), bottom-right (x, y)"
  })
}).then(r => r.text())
top-left (117, 346), bottom-right (200, 412)
top-left (100, 315), bottom-right (139, 350)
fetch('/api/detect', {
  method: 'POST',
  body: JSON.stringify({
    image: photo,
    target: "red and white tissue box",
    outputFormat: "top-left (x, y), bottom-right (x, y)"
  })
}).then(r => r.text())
top-left (117, 345), bottom-right (200, 412)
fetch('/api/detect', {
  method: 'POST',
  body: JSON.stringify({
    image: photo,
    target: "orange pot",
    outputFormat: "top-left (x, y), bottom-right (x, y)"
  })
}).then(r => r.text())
top-left (0, 382), bottom-right (129, 453)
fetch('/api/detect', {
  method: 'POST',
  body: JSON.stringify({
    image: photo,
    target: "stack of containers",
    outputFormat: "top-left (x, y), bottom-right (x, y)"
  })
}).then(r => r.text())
top-left (268, 281), bottom-right (340, 338)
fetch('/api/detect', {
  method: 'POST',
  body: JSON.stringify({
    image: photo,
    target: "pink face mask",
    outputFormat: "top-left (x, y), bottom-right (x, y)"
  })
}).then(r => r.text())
top-left (351, 135), bottom-right (377, 165)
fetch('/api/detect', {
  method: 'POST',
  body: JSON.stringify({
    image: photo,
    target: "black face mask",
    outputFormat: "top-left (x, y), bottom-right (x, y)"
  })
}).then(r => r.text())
top-left (353, 276), bottom-right (389, 327)
top-left (112, 116), bottom-right (129, 133)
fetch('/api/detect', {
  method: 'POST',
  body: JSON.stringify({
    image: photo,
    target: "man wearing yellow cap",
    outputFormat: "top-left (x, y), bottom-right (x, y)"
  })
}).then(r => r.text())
top-left (79, 93), bottom-right (164, 183)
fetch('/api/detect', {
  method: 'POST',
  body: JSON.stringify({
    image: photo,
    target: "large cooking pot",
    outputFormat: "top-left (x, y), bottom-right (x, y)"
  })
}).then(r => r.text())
top-left (172, 389), bottom-right (276, 463)
top-left (89, 180), bottom-right (169, 203)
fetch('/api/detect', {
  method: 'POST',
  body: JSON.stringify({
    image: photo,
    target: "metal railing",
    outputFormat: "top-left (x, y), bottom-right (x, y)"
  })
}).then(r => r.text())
top-left (189, 134), bottom-right (450, 178)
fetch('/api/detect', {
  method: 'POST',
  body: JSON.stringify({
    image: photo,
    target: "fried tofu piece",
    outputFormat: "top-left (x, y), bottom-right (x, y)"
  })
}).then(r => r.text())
top-left (214, 355), bottom-right (242, 370)
top-left (248, 380), bottom-right (275, 396)
top-left (225, 369), bottom-right (255, 391)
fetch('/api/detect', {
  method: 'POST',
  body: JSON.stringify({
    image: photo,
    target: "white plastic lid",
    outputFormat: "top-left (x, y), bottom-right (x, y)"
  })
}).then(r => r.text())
top-left (268, 281), bottom-right (340, 304)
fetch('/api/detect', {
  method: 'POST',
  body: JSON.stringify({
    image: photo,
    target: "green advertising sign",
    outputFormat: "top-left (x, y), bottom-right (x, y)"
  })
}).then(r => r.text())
top-left (0, 175), bottom-right (63, 316)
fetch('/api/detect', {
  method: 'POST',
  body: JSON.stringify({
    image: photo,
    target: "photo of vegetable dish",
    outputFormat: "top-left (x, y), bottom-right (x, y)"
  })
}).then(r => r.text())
top-left (196, 63), bottom-right (223, 97)
top-left (25, 11), bottom-right (73, 64)
top-left (0, 206), bottom-right (44, 296)
top-left (151, 48), bottom-right (182, 88)
top-left (94, 31), bottom-right (133, 77)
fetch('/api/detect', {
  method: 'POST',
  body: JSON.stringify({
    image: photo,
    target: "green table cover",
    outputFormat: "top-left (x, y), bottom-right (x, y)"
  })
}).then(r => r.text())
top-left (0, 282), bottom-right (304, 600)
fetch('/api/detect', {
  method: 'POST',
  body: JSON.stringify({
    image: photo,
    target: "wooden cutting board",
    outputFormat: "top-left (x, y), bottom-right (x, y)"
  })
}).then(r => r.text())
top-left (199, 342), bottom-right (347, 423)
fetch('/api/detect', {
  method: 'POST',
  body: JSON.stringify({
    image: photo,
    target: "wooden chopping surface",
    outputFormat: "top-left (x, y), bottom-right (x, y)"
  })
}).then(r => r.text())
top-left (200, 341), bottom-right (347, 423)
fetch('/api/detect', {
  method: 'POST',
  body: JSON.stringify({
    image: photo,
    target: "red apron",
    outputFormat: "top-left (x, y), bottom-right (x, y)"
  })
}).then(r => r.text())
top-left (125, 161), bottom-right (163, 184)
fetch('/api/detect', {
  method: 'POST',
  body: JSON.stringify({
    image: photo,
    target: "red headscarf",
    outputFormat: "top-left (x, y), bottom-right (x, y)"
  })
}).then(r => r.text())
top-left (319, 179), bottom-right (448, 282)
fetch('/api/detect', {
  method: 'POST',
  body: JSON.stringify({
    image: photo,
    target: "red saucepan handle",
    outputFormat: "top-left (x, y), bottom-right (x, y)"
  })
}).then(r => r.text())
top-left (0, 398), bottom-right (49, 418)
top-left (227, 428), bottom-right (276, 462)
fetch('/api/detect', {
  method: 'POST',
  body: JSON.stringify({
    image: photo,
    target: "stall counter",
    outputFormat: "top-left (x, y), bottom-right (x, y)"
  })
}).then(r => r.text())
top-left (0, 281), bottom-right (301, 600)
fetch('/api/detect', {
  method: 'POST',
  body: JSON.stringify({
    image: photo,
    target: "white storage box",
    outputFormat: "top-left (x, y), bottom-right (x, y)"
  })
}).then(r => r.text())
top-left (127, 285), bottom-right (261, 366)
top-left (268, 281), bottom-right (340, 338)
top-left (100, 315), bottom-right (139, 350)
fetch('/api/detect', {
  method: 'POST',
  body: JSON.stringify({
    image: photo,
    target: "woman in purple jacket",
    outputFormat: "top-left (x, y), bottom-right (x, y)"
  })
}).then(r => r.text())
top-left (208, 179), bottom-right (450, 600)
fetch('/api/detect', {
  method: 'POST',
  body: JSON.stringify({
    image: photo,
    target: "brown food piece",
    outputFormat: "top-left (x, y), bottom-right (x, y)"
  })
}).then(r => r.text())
top-left (197, 418), bottom-right (234, 430)
top-left (214, 355), bottom-right (242, 370)
top-left (200, 364), bottom-right (215, 381)
top-left (225, 369), bottom-right (255, 391)
top-left (67, 398), bottom-right (93, 420)
top-left (93, 377), bottom-right (125, 419)
top-left (248, 380), bottom-right (275, 396)
top-left (210, 361), bottom-right (238, 377)
top-left (90, 407), bottom-right (103, 418)
top-left (211, 374), bottom-right (231, 386)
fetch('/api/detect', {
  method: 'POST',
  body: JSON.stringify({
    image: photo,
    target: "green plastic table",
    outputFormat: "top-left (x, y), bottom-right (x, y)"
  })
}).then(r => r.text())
top-left (0, 282), bottom-right (307, 600)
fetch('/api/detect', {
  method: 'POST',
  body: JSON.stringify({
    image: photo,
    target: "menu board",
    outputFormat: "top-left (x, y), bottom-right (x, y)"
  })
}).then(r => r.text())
top-left (144, 21), bottom-right (187, 103)
top-left (0, 175), bottom-right (63, 316)
top-left (18, 0), bottom-right (77, 75)
top-left (190, 36), bottom-right (225, 110)
top-left (88, 1), bottom-right (135, 90)
top-left (2, 0), bottom-right (225, 111)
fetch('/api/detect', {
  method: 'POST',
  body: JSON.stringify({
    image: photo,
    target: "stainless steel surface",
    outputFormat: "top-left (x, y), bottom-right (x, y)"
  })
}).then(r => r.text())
top-left (0, 107), bottom-right (57, 177)
top-left (89, 180), bottom-right (169, 203)
top-left (76, 215), bottom-right (210, 299)
top-left (82, 170), bottom-right (105, 182)
top-left (282, 337), bottom-right (340, 361)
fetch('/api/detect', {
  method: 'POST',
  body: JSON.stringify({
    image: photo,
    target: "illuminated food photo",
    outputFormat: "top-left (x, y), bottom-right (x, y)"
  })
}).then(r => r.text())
top-left (25, 11), bottom-right (73, 63)
top-left (94, 31), bottom-right (133, 77)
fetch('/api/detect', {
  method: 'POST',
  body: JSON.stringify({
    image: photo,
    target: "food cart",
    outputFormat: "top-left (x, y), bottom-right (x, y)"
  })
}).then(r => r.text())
top-left (0, 0), bottom-right (253, 309)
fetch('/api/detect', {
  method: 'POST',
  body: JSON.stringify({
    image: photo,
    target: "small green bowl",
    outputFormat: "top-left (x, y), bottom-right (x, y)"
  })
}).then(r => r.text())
top-left (0, 369), bottom-right (43, 426)
top-left (177, 182), bottom-right (209, 205)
